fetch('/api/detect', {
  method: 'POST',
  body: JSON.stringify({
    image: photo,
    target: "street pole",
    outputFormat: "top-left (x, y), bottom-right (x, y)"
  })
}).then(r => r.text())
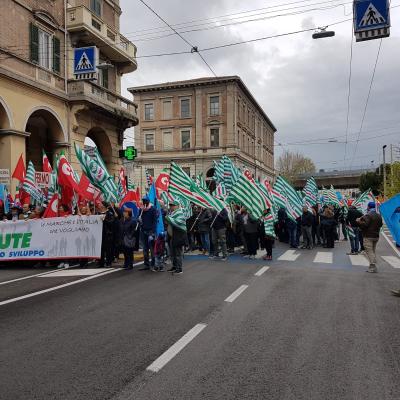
top-left (383, 145), bottom-right (387, 200)
top-left (390, 144), bottom-right (394, 191)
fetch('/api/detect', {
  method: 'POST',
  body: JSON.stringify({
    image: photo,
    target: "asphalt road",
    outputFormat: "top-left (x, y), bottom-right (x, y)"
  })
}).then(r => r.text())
top-left (1, 236), bottom-right (400, 400)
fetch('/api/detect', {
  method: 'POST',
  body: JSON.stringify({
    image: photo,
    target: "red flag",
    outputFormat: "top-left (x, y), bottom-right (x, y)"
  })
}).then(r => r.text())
top-left (43, 193), bottom-right (59, 218)
top-left (58, 156), bottom-right (81, 194)
top-left (155, 172), bottom-right (170, 192)
top-left (42, 150), bottom-right (52, 173)
top-left (20, 190), bottom-right (30, 206)
top-left (12, 154), bottom-right (26, 182)
top-left (119, 190), bottom-right (137, 208)
top-left (78, 174), bottom-right (96, 201)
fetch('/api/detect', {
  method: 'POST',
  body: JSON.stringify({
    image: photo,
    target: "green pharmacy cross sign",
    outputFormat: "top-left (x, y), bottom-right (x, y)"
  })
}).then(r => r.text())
top-left (119, 146), bottom-right (137, 161)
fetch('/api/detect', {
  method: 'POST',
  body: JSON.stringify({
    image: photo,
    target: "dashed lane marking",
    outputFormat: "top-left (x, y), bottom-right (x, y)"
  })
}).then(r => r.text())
top-left (224, 285), bottom-right (249, 303)
top-left (382, 256), bottom-right (400, 269)
top-left (147, 323), bottom-right (207, 373)
top-left (313, 251), bottom-right (333, 264)
top-left (277, 250), bottom-right (300, 261)
top-left (254, 266), bottom-right (270, 276)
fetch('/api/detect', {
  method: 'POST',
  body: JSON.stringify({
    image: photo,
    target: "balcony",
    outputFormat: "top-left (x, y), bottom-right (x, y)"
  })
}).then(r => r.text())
top-left (68, 80), bottom-right (138, 123)
top-left (66, 5), bottom-right (137, 74)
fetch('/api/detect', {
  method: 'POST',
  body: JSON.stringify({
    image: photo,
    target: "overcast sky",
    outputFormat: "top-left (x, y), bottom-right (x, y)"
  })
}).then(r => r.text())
top-left (119, 0), bottom-right (400, 171)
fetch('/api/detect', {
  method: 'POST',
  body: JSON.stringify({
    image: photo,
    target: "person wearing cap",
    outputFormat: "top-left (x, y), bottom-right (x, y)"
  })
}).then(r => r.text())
top-left (356, 202), bottom-right (383, 273)
top-left (139, 195), bottom-right (158, 270)
top-left (165, 200), bottom-right (187, 274)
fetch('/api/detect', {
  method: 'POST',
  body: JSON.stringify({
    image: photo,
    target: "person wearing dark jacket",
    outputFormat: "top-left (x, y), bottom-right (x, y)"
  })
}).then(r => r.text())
top-left (139, 195), bottom-right (158, 270)
top-left (357, 202), bottom-right (382, 273)
top-left (346, 205), bottom-right (363, 255)
top-left (99, 203), bottom-right (118, 267)
top-left (197, 207), bottom-right (212, 255)
top-left (242, 208), bottom-right (259, 259)
top-left (166, 201), bottom-right (187, 274)
top-left (322, 207), bottom-right (337, 248)
top-left (120, 208), bottom-right (138, 270)
top-left (286, 216), bottom-right (298, 248)
top-left (211, 208), bottom-right (229, 261)
top-left (301, 206), bottom-right (314, 249)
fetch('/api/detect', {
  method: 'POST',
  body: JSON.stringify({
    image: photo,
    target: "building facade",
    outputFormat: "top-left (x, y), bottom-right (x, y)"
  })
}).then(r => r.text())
top-left (128, 76), bottom-right (276, 190)
top-left (0, 0), bottom-right (138, 193)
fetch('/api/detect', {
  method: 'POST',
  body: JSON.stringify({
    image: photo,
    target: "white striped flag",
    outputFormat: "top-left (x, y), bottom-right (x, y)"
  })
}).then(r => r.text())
top-left (22, 161), bottom-right (45, 204)
top-left (227, 170), bottom-right (270, 219)
top-left (166, 207), bottom-right (187, 232)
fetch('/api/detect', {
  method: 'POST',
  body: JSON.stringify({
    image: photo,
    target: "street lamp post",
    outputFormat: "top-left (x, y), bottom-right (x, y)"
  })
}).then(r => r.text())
top-left (383, 145), bottom-right (387, 200)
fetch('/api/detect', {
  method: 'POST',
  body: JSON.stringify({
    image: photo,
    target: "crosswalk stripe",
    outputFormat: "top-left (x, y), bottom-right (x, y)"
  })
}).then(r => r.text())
top-left (349, 254), bottom-right (369, 267)
top-left (277, 250), bottom-right (299, 261)
top-left (313, 252), bottom-right (333, 264)
top-left (381, 256), bottom-right (400, 268)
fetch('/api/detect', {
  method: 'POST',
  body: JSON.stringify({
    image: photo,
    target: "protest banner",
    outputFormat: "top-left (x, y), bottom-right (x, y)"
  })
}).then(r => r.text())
top-left (0, 215), bottom-right (103, 260)
top-left (34, 172), bottom-right (50, 189)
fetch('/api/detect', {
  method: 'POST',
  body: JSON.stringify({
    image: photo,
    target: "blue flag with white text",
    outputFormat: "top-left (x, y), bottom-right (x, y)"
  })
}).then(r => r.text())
top-left (380, 194), bottom-right (400, 246)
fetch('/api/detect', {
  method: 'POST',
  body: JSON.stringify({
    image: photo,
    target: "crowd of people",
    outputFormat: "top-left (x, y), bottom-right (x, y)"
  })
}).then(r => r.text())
top-left (0, 196), bottom-right (383, 276)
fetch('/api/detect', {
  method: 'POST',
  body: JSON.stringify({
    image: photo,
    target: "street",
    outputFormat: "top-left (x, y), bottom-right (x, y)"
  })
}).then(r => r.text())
top-left (1, 236), bottom-right (400, 400)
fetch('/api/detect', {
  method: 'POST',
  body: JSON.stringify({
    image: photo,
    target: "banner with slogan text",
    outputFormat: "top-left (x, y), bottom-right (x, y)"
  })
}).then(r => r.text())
top-left (0, 216), bottom-right (103, 261)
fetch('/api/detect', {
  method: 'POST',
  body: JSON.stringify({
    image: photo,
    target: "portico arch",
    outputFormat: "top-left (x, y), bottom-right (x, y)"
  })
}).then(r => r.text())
top-left (86, 127), bottom-right (112, 170)
top-left (24, 107), bottom-right (66, 170)
top-left (0, 96), bottom-right (13, 129)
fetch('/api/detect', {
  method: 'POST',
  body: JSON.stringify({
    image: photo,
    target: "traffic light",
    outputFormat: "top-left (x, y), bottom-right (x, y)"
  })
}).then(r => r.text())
top-left (119, 146), bottom-right (137, 161)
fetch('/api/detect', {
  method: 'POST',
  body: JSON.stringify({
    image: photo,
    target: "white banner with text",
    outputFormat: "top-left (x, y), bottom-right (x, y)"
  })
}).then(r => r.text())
top-left (0, 216), bottom-right (103, 260)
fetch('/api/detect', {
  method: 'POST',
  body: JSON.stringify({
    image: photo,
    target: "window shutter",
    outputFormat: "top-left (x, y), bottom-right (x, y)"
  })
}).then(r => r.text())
top-left (102, 68), bottom-right (108, 89)
top-left (30, 23), bottom-right (39, 64)
top-left (52, 36), bottom-right (61, 73)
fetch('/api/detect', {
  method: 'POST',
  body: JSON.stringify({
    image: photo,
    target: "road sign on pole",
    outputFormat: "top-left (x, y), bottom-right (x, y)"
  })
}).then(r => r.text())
top-left (73, 46), bottom-right (98, 80)
top-left (354, 0), bottom-right (390, 42)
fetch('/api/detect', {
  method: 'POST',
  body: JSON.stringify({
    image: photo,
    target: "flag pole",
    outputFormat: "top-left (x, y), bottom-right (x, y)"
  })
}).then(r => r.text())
top-left (189, 208), bottom-right (203, 232)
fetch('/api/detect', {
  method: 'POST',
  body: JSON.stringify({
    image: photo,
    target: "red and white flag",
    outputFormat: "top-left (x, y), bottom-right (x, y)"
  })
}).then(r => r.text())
top-left (43, 193), bottom-right (59, 218)
top-left (42, 150), bottom-right (52, 173)
top-left (155, 170), bottom-right (170, 193)
top-left (58, 156), bottom-right (81, 194)
top-left (78, 174), bottom-right (95, 201)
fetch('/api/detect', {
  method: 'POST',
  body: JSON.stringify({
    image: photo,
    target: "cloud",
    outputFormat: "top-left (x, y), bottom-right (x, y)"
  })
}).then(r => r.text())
top-left (120, 0), bottom-right (400, 169)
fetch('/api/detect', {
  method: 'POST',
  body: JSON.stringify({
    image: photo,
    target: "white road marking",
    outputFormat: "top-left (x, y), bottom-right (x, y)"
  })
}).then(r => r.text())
top-left (382, 256), bottom-right (400, 269)
top-left (0, 269), bottom-right (61, 286)
top-left (255, 266), bottom-right (270, 276)
top-left (382, 232), bottom-right (400, 258)
top-left (0, 268), bottom-right (122, 307)
top-left (313, 252), bottom-right (333, 264)
top-left (224, 285), bottom-right (249, 303)
top-left (39, 268), bottom-right (110, 277)
top-left (349, 254), bottom-right (370, 267)
top-left (277, 250), bottom-right (299, 261)
top-left (0, 261), bottom-right (87, 286)
top-left (147, 323), bottom-right (207, 373)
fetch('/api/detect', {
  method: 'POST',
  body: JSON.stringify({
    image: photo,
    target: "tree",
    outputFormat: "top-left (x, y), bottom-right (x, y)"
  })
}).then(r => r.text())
top-left (276, 150), bottom-right (316, 182)
top-left (387, 161), bottom-right (400, 199)
top-left (359, 171), bottom-right (382, 195)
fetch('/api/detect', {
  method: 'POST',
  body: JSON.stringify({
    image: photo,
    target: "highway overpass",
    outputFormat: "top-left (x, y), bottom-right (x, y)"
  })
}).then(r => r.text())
top-left (292, 168), bottom-right (375, 190)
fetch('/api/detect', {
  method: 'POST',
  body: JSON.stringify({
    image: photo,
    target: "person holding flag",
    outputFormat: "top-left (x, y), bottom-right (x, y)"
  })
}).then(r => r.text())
top-left (356, 202), bottom-right (383, 273)
top-left (139, 195), bottom-right (158, 270)
top-left (165, 200), bottom-right (187, 274)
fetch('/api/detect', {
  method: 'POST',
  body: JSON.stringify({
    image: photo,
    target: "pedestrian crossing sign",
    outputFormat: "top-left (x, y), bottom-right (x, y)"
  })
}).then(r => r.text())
top-left (73, 46), bottom-right (98, 79)
top-left (354, 0), bottom-right (390, 41)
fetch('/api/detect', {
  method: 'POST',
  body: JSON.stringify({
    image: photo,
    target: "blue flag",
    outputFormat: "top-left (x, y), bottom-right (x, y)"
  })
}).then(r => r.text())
top-left (148, 183), bottom-right (165, 236)
top-left (380, 194), bottom-right (400, 246)
top-left (0, 184), bottom-right (9, 214)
